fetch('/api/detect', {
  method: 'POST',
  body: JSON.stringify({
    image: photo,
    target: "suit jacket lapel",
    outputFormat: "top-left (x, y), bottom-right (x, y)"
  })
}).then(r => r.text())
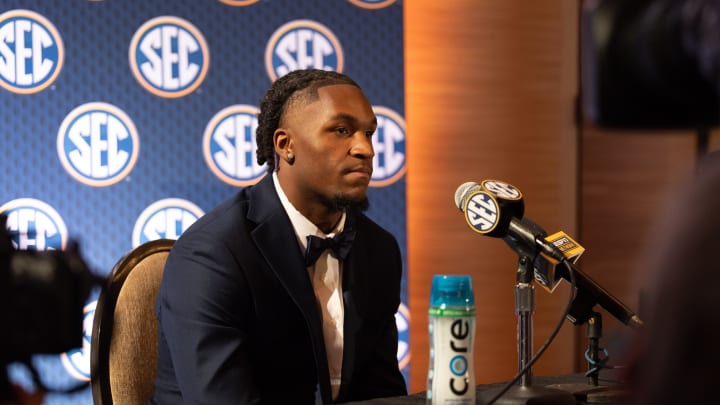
top-left (338, 212), bottom-right (366, 401)
top-left (246, 175), bottom-right (332, 404)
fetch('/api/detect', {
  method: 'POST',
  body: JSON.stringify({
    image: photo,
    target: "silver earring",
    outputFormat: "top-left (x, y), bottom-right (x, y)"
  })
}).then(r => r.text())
top-left (287, 152), bottom-right (295, 163)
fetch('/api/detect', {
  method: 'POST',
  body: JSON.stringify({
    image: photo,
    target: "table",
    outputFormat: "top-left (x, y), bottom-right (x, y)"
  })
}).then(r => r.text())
top-left (345, 373), bottom-right (630, 404)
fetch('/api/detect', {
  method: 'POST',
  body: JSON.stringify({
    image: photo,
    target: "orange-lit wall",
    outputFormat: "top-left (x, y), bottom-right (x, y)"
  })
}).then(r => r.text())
top-left (405, 0), bottom-right (580, 392)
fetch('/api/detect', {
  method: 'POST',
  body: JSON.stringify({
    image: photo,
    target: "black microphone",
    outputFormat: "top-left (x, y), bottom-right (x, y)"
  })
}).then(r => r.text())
top-left (455, 180), bottom-right (525, 225)
top-left (453, 182), bottom-right (563, 260)
top-left (454, 180), bottom-right (644, 330)
top-left (512, 217), bottom-right (643, 330)
top-left (457, 181), bottom-right (557, 283)
top-left (501, 216), bottom-right (560, 292)
top-left (454, 181), bottom-right (569, 290)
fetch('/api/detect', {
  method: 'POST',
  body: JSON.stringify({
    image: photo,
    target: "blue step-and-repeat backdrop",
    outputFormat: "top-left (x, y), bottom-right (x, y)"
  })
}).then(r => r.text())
top-left (0, 0), bottom-right (407, 402)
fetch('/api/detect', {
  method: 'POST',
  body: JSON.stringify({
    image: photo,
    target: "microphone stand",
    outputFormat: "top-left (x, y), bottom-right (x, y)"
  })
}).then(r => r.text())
top-left (548, 291), bottom-right (630, 403)
top-left (477, 254), bottom-right (576, 405)
top-left (586, 312), bottom-right (603, 386)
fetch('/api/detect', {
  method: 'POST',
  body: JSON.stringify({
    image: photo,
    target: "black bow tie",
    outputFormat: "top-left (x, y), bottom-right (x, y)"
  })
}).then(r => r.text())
top-left (304, 230), bottom-right (356, 267)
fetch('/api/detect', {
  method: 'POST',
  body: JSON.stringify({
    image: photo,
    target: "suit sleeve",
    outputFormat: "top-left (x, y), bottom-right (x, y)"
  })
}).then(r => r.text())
top-left (156, 230), bottom-right (260, 404)
top-left (350, 314), bottom-right (408, 399)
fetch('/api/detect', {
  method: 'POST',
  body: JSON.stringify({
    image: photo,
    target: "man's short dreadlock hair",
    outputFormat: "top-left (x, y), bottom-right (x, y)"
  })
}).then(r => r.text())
top-left (256, 69), bottom-right (361, 172)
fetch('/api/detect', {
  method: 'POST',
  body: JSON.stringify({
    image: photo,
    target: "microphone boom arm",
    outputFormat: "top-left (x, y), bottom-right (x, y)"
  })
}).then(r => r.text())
top-left (558, 260), bottom-right (644, 330)
top-left (507, 219), bottom-right (643, 330)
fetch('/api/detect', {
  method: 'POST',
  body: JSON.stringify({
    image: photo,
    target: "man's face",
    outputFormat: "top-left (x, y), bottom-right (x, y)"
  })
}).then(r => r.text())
top-left (278, 84), bottom-right (376, 212)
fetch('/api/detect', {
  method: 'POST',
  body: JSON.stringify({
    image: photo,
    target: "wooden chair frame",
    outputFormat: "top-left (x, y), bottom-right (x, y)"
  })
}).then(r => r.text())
top-left (90, 238), bottom-right (174, 405)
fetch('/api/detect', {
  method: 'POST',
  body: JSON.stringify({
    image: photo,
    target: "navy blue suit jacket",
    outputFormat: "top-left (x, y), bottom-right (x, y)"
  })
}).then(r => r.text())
top-left (150, 175), bottom-right (407, 404)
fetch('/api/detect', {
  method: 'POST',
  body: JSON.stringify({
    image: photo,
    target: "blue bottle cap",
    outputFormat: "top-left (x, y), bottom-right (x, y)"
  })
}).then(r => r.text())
top-left (429, 274), bottom-right (475, 308)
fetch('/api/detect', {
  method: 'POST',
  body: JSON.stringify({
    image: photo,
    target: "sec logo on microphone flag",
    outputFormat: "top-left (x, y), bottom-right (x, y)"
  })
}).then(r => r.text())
top-left (463, 190), bottom-right (500, 235)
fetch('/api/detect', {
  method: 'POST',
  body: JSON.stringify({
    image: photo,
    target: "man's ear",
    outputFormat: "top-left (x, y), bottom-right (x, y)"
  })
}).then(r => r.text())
top-left (274, 128), bottom-right (294, 164)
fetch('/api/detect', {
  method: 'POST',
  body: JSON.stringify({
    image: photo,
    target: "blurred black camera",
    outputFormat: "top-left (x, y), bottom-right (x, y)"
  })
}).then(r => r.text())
top-left (582, 0), bottom-right (720, 129)
top-left (1, 213), bottom-right (96, 397)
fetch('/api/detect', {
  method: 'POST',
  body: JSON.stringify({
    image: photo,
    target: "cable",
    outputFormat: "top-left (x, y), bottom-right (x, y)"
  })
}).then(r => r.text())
top-left (484, 258), bottom-right (578, 405)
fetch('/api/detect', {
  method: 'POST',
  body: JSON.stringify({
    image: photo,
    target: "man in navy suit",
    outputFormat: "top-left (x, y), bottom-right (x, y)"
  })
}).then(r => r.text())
top-left (150, 69), bottom-right (407, 404)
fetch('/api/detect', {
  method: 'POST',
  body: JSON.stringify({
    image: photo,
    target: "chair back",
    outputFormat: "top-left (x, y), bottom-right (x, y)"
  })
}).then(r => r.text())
top-left (90, 238), bottom-right (174, 405)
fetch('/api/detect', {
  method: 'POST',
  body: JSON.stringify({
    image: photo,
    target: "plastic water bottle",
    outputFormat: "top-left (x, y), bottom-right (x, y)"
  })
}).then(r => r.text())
top-left (427, 275), bottom-right (476, 404)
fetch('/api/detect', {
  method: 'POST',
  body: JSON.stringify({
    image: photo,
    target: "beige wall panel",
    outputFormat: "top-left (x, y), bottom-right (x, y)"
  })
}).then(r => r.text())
top-left (578, 128), bottom-right (700, 359)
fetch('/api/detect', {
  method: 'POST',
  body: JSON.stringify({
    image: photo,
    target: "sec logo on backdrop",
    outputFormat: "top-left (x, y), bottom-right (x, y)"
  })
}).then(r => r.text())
top-left (129, 16), bottom-right (209, 98)
top-left (396, 302), bottom-right (410, 370)
top-left (0, 198), bottom-right (67, 251)
top-left (265, 19), bottom-right (343, 81)
top-left (217, 0), bottom-right (260, 5)
top-left (348, 0), bottom-right (398, 9)
top-left (204, 105), bottom-right (266, 186)
top-left (0, 9), bottom-right (64, 94)
top-left (370, 106), bottom-right (406, 187)
top-left (57, 102), bottom-right (139, 187)
top-left (60, 301), bottom-right (96, 381)
top-left (132, 198), bottom-right (204, 247)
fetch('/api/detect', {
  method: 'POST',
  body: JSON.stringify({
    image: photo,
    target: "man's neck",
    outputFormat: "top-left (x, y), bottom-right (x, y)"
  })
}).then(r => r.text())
top-left (274, 171), bottom-right (343, 233)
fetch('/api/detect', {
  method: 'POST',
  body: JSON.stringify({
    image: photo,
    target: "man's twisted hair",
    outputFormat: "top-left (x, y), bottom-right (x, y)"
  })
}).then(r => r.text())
top-left (256, 69), bottom-right (360, 172)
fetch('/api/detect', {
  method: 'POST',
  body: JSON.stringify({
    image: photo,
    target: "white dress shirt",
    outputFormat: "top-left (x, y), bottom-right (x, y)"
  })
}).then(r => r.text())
top-left (272, 172), bottom-right (345, 400)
